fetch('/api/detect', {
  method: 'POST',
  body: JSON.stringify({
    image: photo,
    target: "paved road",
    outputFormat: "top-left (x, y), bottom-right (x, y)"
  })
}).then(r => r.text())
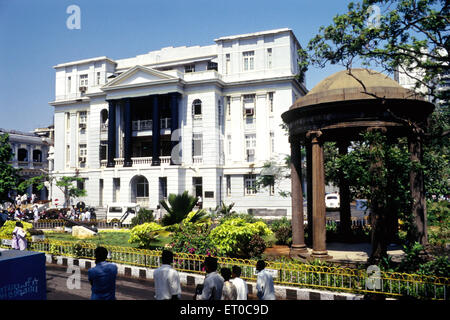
top-left (46, 264), bottom-right (260, 300)
top-left (46, 264), bottom-right (197, 300)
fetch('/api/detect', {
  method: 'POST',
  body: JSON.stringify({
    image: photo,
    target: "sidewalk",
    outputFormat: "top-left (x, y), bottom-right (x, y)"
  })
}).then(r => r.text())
top-left (264, 243), bottom-right (405, 264)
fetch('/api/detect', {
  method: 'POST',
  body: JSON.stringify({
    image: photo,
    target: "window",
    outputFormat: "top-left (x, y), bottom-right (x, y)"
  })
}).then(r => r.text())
top-left (79, 111), bottom-right (87, 123)
top-left (184, 64), bottom-right (195, 73)
top-left (226, 175), bottom-right (231, 196)
top-left (79, 111), bottom-right (87, 130)
top-left (207, 61), bottom-right (218, 71)
top-left (192, 133), bottom-right (202, 157)
top-left (65, 112), bottom-right (71, 131)
top-left (79, 74), bottom-right (88, 86)
top-left (225, 53), bottom-right (231, 74)
top-left (96, 72), bottom-right (101, 85)
top-left (67, 76), bottom-right (71, 93)
top-left (243, 94), bottom-right (255, 117)
top-left (245, 134), bottom-right (256, 162)
top-left (79, 144), bottom-right (87, 163)
top-left (66, 145), bottom-right (70, 166)
top-left (77, 179), bottom-right (86, 191)
top-left (136, 176), bottom-right (149, 198)
top-left (227, 134), bottom-right (232, 156)
top-left (267, 48), bottom-right (273, 69)
top-left (270, 132), bottom-right (275, 154)
top-left (226, 96), bottom-right (231, 118)
top-left (192, 99), bottom-right (202, 117)
top-left (244, 174), bottom-right (257, 195)
top-left (243, 51), bottom-right (254, 71)
top-left (100, 141), bottom-right (107, 160)
top-left (268, 92), bottom-right (274, 113)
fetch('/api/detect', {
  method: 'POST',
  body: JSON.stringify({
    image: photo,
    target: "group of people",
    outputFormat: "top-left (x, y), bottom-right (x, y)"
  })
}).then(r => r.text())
top-left (15, 193), bottom-right (38, 206)
top-left (87, 248), bottom-right (276, 301)
top-left (68, 205), bottom-right (93, 221)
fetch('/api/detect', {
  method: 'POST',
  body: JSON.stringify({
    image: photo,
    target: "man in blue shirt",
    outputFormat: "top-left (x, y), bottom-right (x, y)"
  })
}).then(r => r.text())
top-left (88, 246), bottom-right (118, 300)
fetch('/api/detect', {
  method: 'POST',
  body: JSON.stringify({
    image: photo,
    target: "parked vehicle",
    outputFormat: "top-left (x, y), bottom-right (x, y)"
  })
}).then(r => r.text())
top-left (106, 203), bottom-right (140, 224)
top-left (325, 193), bottom-right (340, 209)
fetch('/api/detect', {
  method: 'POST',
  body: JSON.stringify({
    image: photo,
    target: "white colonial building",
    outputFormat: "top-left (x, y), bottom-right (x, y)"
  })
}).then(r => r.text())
top-left (49, 28), bottom-right (307, 217)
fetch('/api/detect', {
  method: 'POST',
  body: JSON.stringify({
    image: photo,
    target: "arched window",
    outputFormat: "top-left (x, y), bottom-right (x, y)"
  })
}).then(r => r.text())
top-left (18, 148), bottom-right (28, 162)
top-left (100, 109), bottom-right (108, 130)
top-left (136, 176), bottom-right (149, 198)
top-left (33, 150), bottom-right (42, 162)
top-left (192, 99), bottom-right (202, 117)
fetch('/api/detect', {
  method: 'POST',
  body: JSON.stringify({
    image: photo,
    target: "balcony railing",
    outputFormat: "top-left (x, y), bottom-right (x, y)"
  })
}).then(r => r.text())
top-left (132, 120), bottom-right (152, 131)
top-left (132, 118), bottom-right (171, 131)
top-left (108, 156), bottom-right (174, 167)
top-left (193, 155), bottom-right (203, 164)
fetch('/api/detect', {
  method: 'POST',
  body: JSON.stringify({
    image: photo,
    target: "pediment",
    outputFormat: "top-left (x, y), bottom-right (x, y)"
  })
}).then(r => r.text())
top-left (102, 65), bottom-right (177, 89)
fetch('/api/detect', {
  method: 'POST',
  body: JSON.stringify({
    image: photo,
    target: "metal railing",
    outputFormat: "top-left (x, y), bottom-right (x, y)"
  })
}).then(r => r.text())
top-left (0, 238), bottom-right (447, 300)
top-left (31, 219), bottom-right (127, 229)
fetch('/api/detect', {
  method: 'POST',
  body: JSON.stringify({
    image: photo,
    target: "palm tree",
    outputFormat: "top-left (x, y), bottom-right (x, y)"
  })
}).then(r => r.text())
top-left (160, 191), bottom-right (197, 226)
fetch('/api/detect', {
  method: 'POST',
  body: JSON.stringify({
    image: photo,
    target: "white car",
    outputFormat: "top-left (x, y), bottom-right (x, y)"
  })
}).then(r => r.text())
top-left (106, 202), bottom-right (140, 224)
top-left (325, 193), bottom-right (340, 209)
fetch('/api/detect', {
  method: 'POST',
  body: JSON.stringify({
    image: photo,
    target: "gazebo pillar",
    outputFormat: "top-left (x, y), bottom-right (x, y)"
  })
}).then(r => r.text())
top-left (307, 130), bottom-right (331, 260)
top-left (338, 140), bottom-right (352, 238)
top-left (289, 135), bottom-right (308, 257)
top-left (306, 140), bottom-right (313, 246)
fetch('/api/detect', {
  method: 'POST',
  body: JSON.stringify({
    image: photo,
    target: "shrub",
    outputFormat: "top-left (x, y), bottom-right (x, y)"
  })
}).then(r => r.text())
top-left (244, 234), bottom-right (267, 258)
top-left (427, 200), bottom-right (450, 226)
top-left (274, 226), bottom-right (292, 245)
top-left (128, 222), bottom-right (167, 249)
top-left (170, 223), bottom-right (216, 256)
top-left (0, 220), bottom-right (33, 240)
top-left (131, 208), bottom-right (154, 227)
top-left (208, 217), bottom-right (272, 258)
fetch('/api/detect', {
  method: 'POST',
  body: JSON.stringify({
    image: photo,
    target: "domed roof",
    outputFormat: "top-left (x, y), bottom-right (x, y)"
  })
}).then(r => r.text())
top-left (291, 68), bottom-right (422, 109)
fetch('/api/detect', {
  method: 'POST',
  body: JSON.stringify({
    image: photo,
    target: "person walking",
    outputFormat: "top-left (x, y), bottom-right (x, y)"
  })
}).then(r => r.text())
top-left (154, 250), bottom-right (181, 300)
top-left (12, 222), bottom-right (27, 251)
top-left (33, 205), bottom-right (39, 222)
top-left (256, 260), bottom-right (276, 300)
top-left (195, 256), bottom-right (224, 300)
top-left (221, 267), bottom-right (237, 300)
top-left (230, 265), bottom-right (248, 300)
top-left (88, 247), bottom-right (118, 300)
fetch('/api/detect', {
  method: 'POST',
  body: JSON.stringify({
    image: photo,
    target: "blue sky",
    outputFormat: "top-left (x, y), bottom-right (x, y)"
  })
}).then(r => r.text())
top-left (0, 0), bottom-right (355, 132)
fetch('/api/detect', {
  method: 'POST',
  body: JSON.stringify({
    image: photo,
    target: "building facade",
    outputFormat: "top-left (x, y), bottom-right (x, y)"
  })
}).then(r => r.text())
top-left (49, 28), bottom-right (307, 217)
top-left (0, 128), bottom-right (51, 200)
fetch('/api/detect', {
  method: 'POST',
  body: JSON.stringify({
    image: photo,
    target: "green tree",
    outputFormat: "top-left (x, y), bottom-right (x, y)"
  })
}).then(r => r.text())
top-left (55, 176), bottom-right (87, 207)
top-left (0, 133), bottom-right (20, 202)
top-left (299, 0), bottom-right (449, 103)
top-left (160, 191), bottom-right (198, 226)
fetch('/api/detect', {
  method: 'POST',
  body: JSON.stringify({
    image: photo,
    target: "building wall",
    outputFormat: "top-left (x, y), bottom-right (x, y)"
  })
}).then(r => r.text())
top-left (49, 29), bottom-right (306, 218)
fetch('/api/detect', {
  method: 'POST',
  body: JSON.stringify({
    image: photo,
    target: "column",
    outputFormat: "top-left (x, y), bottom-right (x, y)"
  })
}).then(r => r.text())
top-left (338, 140), bottom-right (352, 239)
top-left (152, 95), bottom-right (160, 166)
top-left (170, 93), bottom-right (179, 165)
top-left (409, 132), bottom-right (428, 245)
top-left (107, 100), bottom-right (116, 167)
top-left (306, 140), bottom-right (313, 246)
top-left (307, 130), bottom-right (331, 260)
top-left (123, 98), bottom-right (132, 167)
top-left (290, 135), bottom-right (308, 257)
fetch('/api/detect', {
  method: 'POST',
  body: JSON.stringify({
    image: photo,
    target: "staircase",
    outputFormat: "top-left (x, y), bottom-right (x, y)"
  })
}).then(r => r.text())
top-left (95, 207), bottom-right (107, 220)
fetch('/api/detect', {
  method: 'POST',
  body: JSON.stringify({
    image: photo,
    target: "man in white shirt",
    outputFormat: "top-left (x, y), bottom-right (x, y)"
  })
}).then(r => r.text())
top-left (85, 210), bottom-right (91, 221)
top-left (154, 250), bottom-right (181, 300)
top-left (230, 265), bottom-right (248, 300)
top-left (256, 260), bottom-right (276, 300)
top-left (195, 257), bottom-right (224, 300)
top-left (33, 205), bottom-right (39, 222)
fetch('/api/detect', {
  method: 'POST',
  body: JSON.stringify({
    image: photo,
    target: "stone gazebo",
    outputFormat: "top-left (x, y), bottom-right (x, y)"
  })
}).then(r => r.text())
top-left (281, 69), bottom-right (434, 261)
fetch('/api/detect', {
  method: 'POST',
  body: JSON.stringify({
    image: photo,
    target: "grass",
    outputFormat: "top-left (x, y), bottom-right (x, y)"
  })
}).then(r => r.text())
top-left (44, 230), bottom-right (172, 249)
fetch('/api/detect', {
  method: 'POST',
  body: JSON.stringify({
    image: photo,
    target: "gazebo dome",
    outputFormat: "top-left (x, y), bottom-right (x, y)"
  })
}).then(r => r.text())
top-left (291, 68), bottom-right (422, 110)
